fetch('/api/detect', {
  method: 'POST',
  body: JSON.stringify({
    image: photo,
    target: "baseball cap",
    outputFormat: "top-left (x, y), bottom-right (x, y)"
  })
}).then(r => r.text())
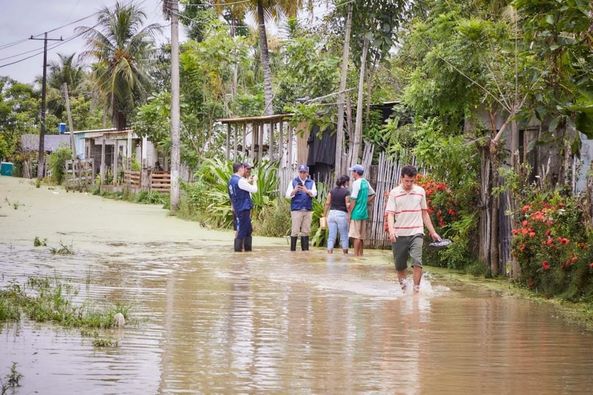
top-left (298, 164), bottom-right (309, 172)
top-left (242, 162), bottom-right (252, 169)
top-left (349, 164), bottom-right (364, 174)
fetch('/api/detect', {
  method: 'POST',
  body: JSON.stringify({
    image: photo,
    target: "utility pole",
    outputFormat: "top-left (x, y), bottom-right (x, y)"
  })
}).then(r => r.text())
top-left (30, 32), bottom-right (62, 180)
top-left (164, 0), bottom-right (180, 211)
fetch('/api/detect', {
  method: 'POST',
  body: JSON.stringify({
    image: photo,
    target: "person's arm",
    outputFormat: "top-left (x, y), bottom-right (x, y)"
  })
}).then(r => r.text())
top-left (387, 212), bottom-right (396, 242)
top-left (238, 177), bottom-right (257, 193)
top-left (323, 193), bottom-right (331, 218)
top-left (422, 210), bottom-right (441, 241)
top-left (285, 181), bottom-right (296, 198)
top-left (420, 191), bottom-right (440, 240)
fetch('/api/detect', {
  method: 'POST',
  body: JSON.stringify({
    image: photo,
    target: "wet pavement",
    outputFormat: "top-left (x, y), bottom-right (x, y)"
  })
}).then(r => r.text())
top-left (2, 177), bottom-right (593, 394)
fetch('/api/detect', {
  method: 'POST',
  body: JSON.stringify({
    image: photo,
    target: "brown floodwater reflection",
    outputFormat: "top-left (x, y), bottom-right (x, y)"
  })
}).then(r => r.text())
top-left (1, 243), bottom-right (593, 394)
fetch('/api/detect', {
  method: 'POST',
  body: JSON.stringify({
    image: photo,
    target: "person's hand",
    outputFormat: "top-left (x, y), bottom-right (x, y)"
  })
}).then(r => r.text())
top-left (252, 175), bottom-right (258, 182)
top-left (389, 230), bottom-right (396, 242)
top-left (430, 231), bottom-right (441, 241)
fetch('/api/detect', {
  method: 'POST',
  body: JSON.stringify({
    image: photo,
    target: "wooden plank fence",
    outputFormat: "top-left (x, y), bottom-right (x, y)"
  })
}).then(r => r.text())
top-left (124, 170), bottom-right (170, 193)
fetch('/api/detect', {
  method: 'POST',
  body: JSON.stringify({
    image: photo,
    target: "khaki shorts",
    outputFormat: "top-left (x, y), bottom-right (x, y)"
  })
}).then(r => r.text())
top-left (291, 210), bottom-right (313, 236)
top-left (392, 234), bottom-right (424, 271)
top-left (348, 220), bottom-right (367, 239)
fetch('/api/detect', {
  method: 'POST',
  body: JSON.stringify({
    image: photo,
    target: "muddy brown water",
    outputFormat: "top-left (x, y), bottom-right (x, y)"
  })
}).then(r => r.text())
top-left (1, 177), bottom-right (593, 394)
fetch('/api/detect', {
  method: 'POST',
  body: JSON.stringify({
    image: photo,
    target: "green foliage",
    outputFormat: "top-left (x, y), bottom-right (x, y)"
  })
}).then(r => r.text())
top-left (33, 237), bottom-right (47, 247)
top-left (0, 277), bottom-right (131, 329)
top-left (0, 362), bottom-right (23, 393)
top-left (48, 147), bottom-right (72, 185)
top-left (135, 190), bottom-right (169, 205)
top-left (0, 77), bottom-right (39, 161)
top-left (254, 198), bottom-right (291, 237)
top-left (78, 1), bottom-right (161, 129)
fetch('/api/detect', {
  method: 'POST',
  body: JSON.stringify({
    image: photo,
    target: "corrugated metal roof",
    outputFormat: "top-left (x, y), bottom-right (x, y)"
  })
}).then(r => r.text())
top-left (20, 134), bottom-right (71, 152)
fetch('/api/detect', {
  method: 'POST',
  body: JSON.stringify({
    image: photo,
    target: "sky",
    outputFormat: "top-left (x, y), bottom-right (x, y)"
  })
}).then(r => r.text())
top-left (0, 0), bottom-right (182, 84)
top-left (0, 0), bottom-right (330, 85)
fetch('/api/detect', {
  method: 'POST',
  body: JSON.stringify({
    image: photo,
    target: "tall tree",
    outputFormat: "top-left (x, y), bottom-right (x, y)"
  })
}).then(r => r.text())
top-left (78, 1), bottom-right (161, 129)
top-left (215, 0), bottom-right (307, 116)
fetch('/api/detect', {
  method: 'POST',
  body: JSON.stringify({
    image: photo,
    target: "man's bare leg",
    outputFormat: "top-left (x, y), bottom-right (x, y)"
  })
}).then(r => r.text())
top-left (413, 265), bottom-right (423, 292)
top-left (397, 270), bottom-right (407, 291)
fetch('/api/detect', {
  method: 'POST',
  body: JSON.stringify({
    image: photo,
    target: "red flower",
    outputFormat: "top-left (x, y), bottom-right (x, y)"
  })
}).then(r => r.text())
top-left (542, 261), bottom-right (550, 270)
top-left (544, 238), bottom-right (554, 246)
top-left (558, 237), bottom-right (570, 245)
top-left (528, 231), bottom-right (536, 238)
top-left (521, 205), bottom-right (531, 213)
top-left (519, 244), bottom-right (526, 252)
top-left (448, 209), bottom-right (457, 216)
top-left (522, 220), bottom-right (529, 227)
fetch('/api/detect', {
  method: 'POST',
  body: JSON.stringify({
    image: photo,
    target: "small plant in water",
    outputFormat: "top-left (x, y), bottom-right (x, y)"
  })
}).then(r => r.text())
top-left (0, 362), bottom-right (23, 394)
top-left (92, 337), bottom-right (118, 348)
top-left (49, 242), bottom-right (74, 255)
top-left (33, 237), bottom-right (47, 247)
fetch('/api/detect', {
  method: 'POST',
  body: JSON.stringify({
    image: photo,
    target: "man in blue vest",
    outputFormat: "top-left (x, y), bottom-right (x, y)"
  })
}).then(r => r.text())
top-left (285, 164), bottom-right (317, 251)
top-left (228, 163), bottom-right (258, 252)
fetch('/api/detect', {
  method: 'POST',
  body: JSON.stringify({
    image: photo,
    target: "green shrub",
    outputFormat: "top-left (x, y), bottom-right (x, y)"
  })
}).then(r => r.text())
top-left (254, 198), bottom-right (291, 237)
top-left (135, 190), bottom-right (168, 205)
top-left (48, 147), bottom-right (72, 185)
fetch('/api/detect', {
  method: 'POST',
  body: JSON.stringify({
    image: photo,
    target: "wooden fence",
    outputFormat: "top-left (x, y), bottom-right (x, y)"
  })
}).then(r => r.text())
top-left (124, 170), bottom-right (170, 193)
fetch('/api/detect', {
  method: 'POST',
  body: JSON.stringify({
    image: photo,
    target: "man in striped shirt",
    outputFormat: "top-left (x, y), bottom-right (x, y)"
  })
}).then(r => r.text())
top-left (385, 165), bottom-right (441, 292)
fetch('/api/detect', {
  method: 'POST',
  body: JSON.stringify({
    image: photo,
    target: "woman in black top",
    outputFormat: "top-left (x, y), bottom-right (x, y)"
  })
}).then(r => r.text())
top-left (323, 175), bottom-right (351, 254)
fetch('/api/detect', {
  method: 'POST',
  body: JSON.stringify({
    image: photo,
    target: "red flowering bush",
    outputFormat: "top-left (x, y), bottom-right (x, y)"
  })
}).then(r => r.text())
top-left (415, 174), bottom-right (479, 270)
top-left (512, 192), bottom-right (593, 300)
top-left (416, 174), bottom-right (458, 230)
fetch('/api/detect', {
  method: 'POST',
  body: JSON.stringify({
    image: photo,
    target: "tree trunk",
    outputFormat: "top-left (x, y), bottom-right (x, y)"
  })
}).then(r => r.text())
top-left (257, 0), bottom-right (273, 116)
top-left (334, 3), bottom-right (352, 178)
top-left (170, 0), bottom-right (181, 211)
top-left (351, 37), bottom-right (369, 166)
top-left (479, 147), bottom-right (491, 267)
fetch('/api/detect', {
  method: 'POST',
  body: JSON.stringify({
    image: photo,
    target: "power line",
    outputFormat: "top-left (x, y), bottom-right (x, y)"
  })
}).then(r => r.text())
top-left (0, 38), bottom-right (30, 51)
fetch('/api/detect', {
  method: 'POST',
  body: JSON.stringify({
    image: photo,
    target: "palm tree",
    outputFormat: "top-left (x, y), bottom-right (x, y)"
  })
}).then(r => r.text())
top-left (78, 1), bottom-right (161, 129)
top-left (215, 0), bottom-right (309, 115)
top-left (48, 53), bottom-right (84, 92)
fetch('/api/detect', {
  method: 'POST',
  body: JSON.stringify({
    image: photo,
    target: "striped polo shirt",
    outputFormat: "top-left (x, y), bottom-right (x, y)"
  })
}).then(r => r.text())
top-left (385, 184), bottom-right (428, 237)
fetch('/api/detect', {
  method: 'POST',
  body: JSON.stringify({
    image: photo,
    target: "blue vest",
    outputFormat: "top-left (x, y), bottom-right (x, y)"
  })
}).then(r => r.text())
top-left (228, 174), bottom-right (252, 212)
top-left (290, 177), bottom-right (314, 211)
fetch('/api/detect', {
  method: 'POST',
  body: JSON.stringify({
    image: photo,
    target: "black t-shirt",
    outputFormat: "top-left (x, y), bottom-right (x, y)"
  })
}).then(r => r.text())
top-left (330, 187), bottom-right (350, 212)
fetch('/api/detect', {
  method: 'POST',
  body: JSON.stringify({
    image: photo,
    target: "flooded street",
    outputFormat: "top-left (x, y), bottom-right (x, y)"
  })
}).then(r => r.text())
top-left (2, 176), bottom-right (593, 394)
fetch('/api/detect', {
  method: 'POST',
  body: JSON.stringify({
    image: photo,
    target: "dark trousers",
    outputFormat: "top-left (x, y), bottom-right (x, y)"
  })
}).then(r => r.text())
top-left (236, 210), bottom-right (252, 238)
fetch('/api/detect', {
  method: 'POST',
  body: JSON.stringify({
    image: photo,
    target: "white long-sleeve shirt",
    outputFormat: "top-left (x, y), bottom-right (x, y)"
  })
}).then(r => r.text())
top-left (285, 177), bottom-right (317, 198)
top-left (239, 177), bottom-right (257, 193)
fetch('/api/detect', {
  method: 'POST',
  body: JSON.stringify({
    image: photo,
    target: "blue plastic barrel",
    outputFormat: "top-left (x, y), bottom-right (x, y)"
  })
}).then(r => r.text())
top-left (58, 123), bottom-right (67, 134)
top-left (0, 162), bottom-right (14, 176)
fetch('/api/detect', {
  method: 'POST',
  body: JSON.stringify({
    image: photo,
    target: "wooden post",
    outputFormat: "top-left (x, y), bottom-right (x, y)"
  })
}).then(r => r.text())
top-left (233, 123), bottom-right (238, 160)
top-left (269, 122), bottom-right (275, 160)
top-left (287, 126), bottom-right (293, 170)
top-left (113, 141), bottom-right (119, 185)
top-left (279, 121), bottom-right (284, 167)
top-left (100, 137), bottom-right (106, 183)
top-left (127, 130), bottom-right (133, 170)
top-left (250, 123), bottom-right (256, 163)
top-left (242, 123), bottom-right (247, 156)
top-left (258, 123), bottom-right (263, 161)
top-left (226, 123), bottom-right (231, 160)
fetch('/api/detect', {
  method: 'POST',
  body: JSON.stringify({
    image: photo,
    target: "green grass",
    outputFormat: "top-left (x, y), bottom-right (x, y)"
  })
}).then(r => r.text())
top-left (0, 277), bottom-right (131, 331)
top-left (33, 236), bottom-right (47, 247)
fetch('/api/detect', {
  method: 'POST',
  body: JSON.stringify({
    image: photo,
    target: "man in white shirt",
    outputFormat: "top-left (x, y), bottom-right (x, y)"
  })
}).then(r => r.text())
top-left (285, 164), bottom-right (317, 251)
top-left (385, 165), bottom-right (440, 292)
top-left (228, 163), bottom-right (258, 252)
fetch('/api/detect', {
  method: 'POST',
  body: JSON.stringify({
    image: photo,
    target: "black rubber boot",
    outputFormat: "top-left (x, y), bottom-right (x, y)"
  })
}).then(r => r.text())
top-left (234, 238), bottom-right (244, 252)
top-left (290, 236), bottom-right (298, 251)
top-left (301, 236), bottom-right (309, 251)
top-left (244, 236), bottom-right (252, 252)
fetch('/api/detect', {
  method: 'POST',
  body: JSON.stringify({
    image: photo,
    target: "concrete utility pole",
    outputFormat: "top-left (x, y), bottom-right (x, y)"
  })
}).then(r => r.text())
top-left (165, 0), bottom-right (181, 211)
top-left (30, 32), bottom-right (62, 180)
